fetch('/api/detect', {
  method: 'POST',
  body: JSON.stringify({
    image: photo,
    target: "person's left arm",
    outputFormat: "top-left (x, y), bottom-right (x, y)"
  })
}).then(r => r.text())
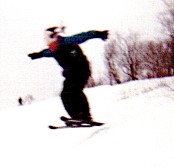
top-left (60, 30), bottom-right (108, 45)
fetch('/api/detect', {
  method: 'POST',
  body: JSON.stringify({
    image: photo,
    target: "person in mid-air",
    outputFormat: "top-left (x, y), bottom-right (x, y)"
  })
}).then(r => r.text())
top-left (28, 23), bottom-right (108, 121)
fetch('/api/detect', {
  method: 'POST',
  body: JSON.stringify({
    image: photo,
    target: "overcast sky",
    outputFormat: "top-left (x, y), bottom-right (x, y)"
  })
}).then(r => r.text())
top-left (0, 0), bottom-right (165, 108)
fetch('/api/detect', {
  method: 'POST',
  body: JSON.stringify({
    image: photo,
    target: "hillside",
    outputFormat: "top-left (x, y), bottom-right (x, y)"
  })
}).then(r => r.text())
top-left (0, 77), bottom-right (173, 167)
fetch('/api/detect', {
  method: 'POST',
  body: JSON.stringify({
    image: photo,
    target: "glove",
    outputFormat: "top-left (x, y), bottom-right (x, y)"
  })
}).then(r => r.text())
top-left (28, 52), bottom-right (42, 60)
top-left (98, 30), bottom-right (109, 40)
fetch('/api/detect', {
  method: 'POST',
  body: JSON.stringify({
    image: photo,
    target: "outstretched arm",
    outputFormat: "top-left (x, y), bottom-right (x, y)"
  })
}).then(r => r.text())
top-left (60, 30), bottom-right (108, 45)
top-left (28, 49), bottom-right (54, 60)
top-left (28, 30), bottom-right (109, 59)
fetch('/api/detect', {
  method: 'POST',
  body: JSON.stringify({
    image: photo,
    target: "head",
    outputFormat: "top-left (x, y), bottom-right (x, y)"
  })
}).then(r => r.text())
top-left (44, 24), bottom-right (66, 47)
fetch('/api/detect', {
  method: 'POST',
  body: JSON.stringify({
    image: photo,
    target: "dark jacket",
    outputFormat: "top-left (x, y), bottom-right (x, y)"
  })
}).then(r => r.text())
top-left (28, 30), bottom-right (108, 79)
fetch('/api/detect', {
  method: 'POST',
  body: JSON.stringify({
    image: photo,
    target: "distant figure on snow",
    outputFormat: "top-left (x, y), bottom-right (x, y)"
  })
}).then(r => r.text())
top-left (28, 24), bottom-right (108, 121)
top-left (18, 97), bottom-right (23, 106)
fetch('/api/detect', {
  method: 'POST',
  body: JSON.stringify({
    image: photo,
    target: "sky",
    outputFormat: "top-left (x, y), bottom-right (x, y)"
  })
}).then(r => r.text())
top-left (0, 0), bottom-right (165, 108)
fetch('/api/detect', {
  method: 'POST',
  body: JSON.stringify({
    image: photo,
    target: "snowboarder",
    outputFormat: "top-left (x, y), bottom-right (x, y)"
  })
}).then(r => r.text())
top-left (28, 25), bottom-right (108, 121)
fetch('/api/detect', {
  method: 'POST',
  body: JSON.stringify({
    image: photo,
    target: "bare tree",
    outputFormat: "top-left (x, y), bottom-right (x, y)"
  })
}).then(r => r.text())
top-left (159, 0), bottom-right (174, 37)
top-left (104, 35), bottom-right (122, 85)
top-left (140, 40), bottom-right (173, 78)
top-left (118, 33), bottom-right (142, 81)
top-left (155, 0), bottom-right (174, 76)
top-left (159, 0), bottom-right (174, 62)
top-left (104, 32), bottom-right (143, 83)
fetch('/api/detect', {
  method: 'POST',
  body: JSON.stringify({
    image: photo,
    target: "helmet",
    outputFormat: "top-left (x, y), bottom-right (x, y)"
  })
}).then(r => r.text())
top-left (45, 22), bottom-right (66, 45)
top-left (44, 22), bottom-right (66, 47)
top-left (46, 21), bottom-right (66, 36)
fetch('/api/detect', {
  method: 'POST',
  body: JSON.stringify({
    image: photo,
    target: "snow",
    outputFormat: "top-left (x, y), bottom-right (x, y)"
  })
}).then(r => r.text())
top-left (0, 76), bottom-right (174, 167)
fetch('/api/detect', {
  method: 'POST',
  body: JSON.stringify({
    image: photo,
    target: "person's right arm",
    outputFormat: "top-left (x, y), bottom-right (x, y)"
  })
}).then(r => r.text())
top-left (28, 49), bottom-right (54, 60)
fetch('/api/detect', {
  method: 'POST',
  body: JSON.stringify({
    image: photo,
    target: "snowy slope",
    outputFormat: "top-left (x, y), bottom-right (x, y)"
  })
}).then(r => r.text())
top-left (0, 77), bottom-right (174, 167)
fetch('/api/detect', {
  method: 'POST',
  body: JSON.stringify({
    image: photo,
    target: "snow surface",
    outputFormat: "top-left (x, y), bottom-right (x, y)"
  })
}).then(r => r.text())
top-left (0, 76), bottom-right (174, 167)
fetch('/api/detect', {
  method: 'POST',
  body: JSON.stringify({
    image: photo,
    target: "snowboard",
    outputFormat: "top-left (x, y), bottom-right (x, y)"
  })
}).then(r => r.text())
top-left (48, 116), bottom-right (104, 129)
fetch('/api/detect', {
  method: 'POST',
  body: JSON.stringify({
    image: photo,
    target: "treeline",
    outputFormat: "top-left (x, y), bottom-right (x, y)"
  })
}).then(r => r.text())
top-left (104, 0), bottom-right (174, 85)
top-left (87, 0), bottom-right (174, 87)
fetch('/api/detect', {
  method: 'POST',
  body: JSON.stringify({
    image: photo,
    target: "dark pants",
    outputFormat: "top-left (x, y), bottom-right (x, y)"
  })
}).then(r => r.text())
top-left (60, 75), bottom-right (92, 121)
